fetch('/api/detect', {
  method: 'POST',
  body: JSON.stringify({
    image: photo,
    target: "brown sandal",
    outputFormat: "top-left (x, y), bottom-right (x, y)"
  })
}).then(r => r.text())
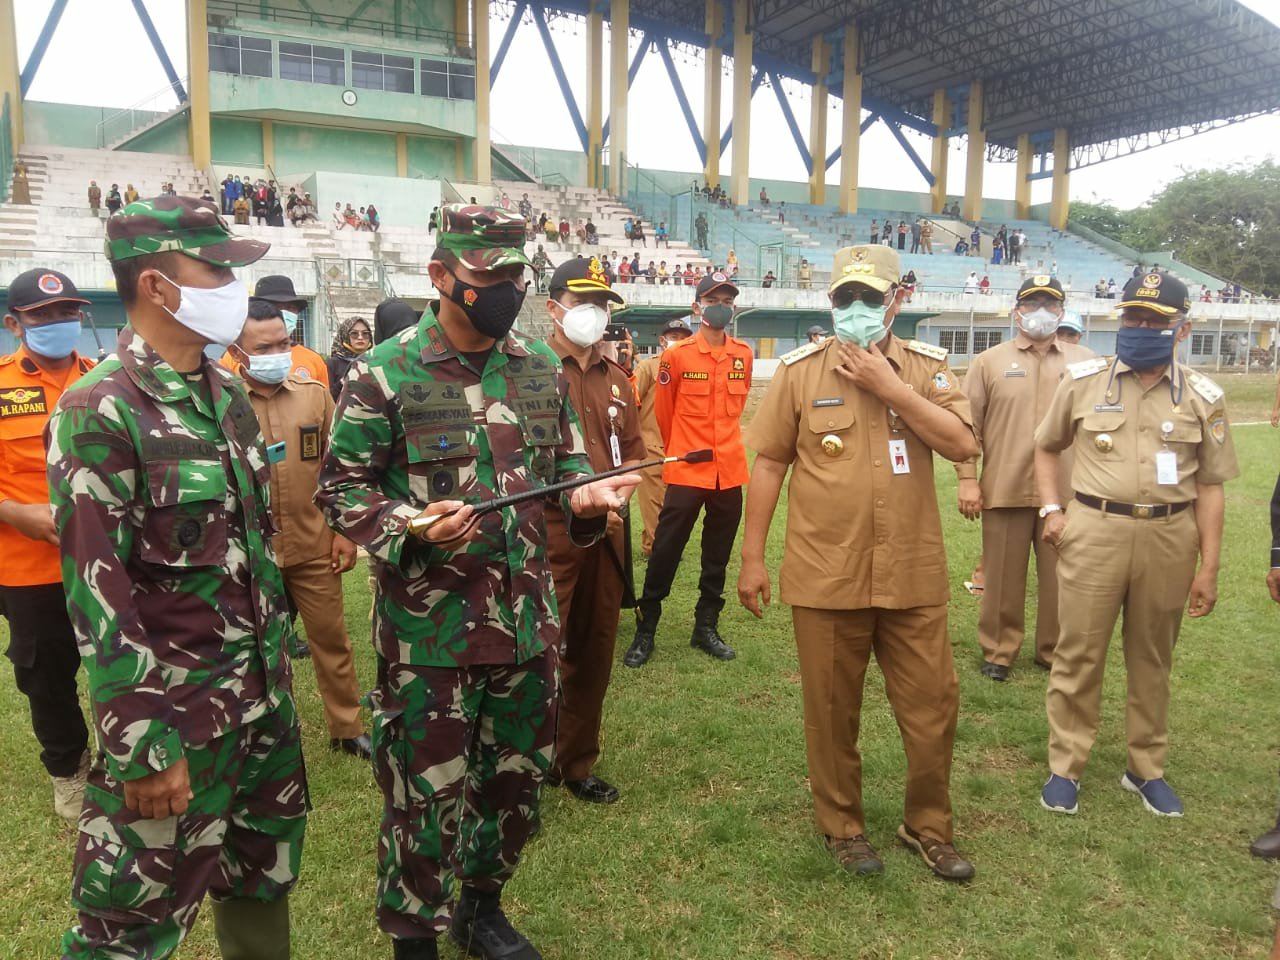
top-left (897, 823), bottom-right (975, 881)
top-left (825, 834), bottom-right (884, 875)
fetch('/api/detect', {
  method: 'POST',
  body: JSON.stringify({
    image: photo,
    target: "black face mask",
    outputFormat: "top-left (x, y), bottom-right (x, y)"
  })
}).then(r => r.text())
top-left (443, 269), bottom-right (526, 340)
top-left (701, 304), bottom-right (734, 330)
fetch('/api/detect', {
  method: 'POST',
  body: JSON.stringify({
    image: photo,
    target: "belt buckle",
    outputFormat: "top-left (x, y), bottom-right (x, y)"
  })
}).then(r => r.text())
top-left (1134, 504), bottom-right (1154, 519)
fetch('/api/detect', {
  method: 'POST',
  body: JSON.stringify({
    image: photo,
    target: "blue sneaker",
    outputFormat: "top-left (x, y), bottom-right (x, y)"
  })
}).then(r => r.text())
top-left (1121, 772), bottom-right (1183, 817)
top-left (1040, 774), bottom-right (1080, 815)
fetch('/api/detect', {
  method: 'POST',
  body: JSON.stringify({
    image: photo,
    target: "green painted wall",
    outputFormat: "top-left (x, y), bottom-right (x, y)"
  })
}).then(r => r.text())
top-left (275, 123), bottom-right (398, 177)
top-left (23, 101), bottom-right (118, 148)
top-left (406, 135), bottom-right (458, 181)
top-left (121, 113), bottom-right (190, 156)
top-left (212, 117), bottom-right (265, 165)
top-left (311, 171), bottom-right (441, 228)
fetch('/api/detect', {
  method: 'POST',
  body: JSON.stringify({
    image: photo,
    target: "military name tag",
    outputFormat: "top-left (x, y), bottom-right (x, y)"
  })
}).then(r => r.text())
top-left (1003, 370), bottom-right (1027, 378)
top-left (299, 425), bottom-right (320, 461)
top-left (813, 397), bottom-right (844, 407)
top-left (0, 386), bottom-right (47, 417)
top-left (1094, 403), bottom-right (1124, 413)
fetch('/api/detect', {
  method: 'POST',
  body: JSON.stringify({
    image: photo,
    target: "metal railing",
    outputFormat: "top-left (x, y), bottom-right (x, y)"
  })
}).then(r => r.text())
top-left (0, 95), bottom-right (12, 204)
top-left (207, 0), bottom-right (462, 47)
top-left (95, 79), bottom-right (188, 149)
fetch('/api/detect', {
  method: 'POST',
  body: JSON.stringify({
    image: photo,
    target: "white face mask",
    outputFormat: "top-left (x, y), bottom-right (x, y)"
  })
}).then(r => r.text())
top-left (242, 350), bottom-right (292, 384)
top-left (1018, 306), bottom-right (1061, 341)
top-left (556, 301), bottom-right (610, 348)
top-left (157, 273), bottom-right (249, 347)
top-left (281, 309), bottom-right (299, 336)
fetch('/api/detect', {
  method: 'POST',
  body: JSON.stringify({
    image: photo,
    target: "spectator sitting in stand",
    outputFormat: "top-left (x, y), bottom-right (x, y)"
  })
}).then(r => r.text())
top-left (234, 194), bottom-right (251, 225)
top-left (762, 269), bottom-right (776, 288)
top-left (954, 238), bottom-right (970, 256)
top-left (558, 217), bottom-right (571, 243)
top-left (344, 204), bottom-right (360, 229)
top-left (545, 216), bottom-right (559, 245)
top-left (964, 270), bottom-right (979, 292)
top-left (518, 193), bottom-right (532, 219)
top-left (575, 219), bottom-right (587, 244)
top-left (656, 221), bottom-right (669, 247)
top-left (759, 187), bottom-right (770, 206)
top-left (658, 261), bottom-right (670, 285)
top-left (366, 203), bottom-right (380, 232)
top-left (632, 252), bottom-right (642, 278)
top-left (105, 183), bottom-right (123, 214)
top-left (979, 275), bottom-right (991, 295)
top-left (618, 256), bottom-right (632, 284)
top-left (584, 218), bottom-right (599, 245)
top-left (645, 260), bottom-right (657, 284)
top-left (624, 217), bottom-right (634, 241)
top-left (633, 219), bottom-right (647, 247)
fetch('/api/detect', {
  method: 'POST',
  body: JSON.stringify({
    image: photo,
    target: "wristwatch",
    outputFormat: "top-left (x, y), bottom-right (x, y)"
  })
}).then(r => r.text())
top-left (1038, 503), bottom-right (1062, 518)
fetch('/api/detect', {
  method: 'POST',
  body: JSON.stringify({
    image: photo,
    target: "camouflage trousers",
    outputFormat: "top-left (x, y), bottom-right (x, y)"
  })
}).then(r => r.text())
top-left (61, 696), bottom-right (308, 959)
top-left (371, 654), bottom-right (556, 939)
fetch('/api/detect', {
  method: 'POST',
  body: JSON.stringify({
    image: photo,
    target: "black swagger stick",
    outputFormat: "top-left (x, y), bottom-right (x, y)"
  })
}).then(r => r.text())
top-left (406, 449), bottom-right (714, 539)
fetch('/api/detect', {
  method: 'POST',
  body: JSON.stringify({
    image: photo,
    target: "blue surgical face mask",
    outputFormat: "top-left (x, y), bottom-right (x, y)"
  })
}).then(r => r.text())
top-left (1116, 324), bottom-right (1178, 371)
top-left (281, 309), bottom-right (299, 336)
top-left (832, 301), bottom-right (889, 348)
top-left (23, 319), bottom-right (82, 360)
top-left (242, 350), bottom-right (293, 384)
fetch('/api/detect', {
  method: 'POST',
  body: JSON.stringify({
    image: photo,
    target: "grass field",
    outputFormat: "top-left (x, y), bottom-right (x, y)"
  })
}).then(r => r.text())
top-left (4, 374), bottom-right (1280, 959)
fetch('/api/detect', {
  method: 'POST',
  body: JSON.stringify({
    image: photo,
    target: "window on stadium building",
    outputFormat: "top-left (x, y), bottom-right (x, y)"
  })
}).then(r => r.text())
top-left (352, 50), bottom-right (416, 94)
top-left (209, 34), bottom-right (272, 78)
top-left (1191, 332), bottom-right (1216, 356)
top-left (973, 330), bottom-right (1003, 352)
top-left (938, 330), bottom-right (969, 354)
top-left (420, 58), bottom-right (476, 100)
top-left (280, 41), bottom-right (346, 86)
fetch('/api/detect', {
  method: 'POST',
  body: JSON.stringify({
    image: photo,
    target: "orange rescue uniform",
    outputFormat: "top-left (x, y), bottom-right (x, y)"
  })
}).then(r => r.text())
top-left (0, 346), bottom-right (94, 586)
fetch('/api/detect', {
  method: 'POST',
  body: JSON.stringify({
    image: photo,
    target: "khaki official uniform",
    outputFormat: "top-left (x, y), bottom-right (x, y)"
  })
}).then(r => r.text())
top-left (246, 373), bottom-right (364, 740)
top-left (632, 354), bottom-right (665, 555)
top-left (745, 334), bottom-right (974, 843)
top-left (958, 333), bottom-right (1094, 667)
top-left (545, 341), bottom-right (645, 780)
top-left (1035, 357), bottom-right (1239, 780)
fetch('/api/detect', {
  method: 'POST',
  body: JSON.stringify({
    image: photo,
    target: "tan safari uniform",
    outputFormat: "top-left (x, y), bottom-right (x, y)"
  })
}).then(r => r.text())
top-left (1035, 357), bottom-right (1238, 781)
top-left (957, 334), bottom-right (1095, 668)
top-left (632, 354), bottom-right (665, 555)
top-left (246, 372), bottom-right (364, 741)
top-left (745, 333), bottom-right (974, 843)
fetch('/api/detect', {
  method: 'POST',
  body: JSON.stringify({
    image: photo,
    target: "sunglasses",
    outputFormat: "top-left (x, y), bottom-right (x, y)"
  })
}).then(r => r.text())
top-left (832, 284), bottom-right (895, 309)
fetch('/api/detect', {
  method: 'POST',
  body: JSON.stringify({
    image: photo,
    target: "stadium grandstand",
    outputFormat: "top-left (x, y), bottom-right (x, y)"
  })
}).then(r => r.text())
top-left (1, 0), bottom-right (1278, 373)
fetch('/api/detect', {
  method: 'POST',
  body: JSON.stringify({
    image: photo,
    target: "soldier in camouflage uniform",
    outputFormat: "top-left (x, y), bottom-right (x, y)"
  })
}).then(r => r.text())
top-left (47, 196), bottom-right (306, 960)
top-left (316, 204), bottom-right (639, 960)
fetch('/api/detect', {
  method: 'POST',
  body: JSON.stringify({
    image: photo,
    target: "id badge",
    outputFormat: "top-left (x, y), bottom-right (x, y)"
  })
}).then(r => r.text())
top-left (1155, 449), bottom-right (1178, 485)
top-left (609, 433), bottom-right (623, 468)
top-left (888, 438), bottom-right (910, 475)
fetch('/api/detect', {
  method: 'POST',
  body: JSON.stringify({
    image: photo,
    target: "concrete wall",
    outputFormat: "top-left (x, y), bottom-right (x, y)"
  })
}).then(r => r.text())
top-left (211, 116), bottom-right (266, 165)
top-left (230, 1), bottom-right (459, 46)
top-left (277, 123), bottom-right (399, 177)
top-left (311, 171), bottom-right (441, 227)
top-left (22, 101), bottom-right (140, 148)
top-left (406, 135), bottom-right (459, 180)
top-left (123, 113), bottom-right (190, 156)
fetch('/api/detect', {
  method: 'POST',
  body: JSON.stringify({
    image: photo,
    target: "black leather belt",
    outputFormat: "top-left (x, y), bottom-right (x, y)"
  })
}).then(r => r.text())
top-left (1074, 493), bottom-right (1191, 520)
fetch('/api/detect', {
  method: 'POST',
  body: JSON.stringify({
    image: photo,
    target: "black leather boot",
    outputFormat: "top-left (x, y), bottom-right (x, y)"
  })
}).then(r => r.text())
top-left (623, 606), bottom-right (659, 668)
top-left (690, 612), bottom-right (735, 661)
top-left (1251, 808), bottom-right (1280, 859)
top-left (392, 938), bottom-right (439, 960)
top-left (449, 887), bottom-right (542, 960)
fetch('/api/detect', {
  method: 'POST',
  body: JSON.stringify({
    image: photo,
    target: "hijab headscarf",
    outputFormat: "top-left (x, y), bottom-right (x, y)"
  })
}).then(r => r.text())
top-left (330, 317), bottom-right (370, 359)
top-left (373, 298), bottom-right (418, 343)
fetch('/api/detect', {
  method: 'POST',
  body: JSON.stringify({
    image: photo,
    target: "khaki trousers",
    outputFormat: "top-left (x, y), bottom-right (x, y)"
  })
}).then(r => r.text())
top-left (637, 464), bottom-right (666, 556)
top-left (546, 516), bottom-right (626, 781)
top-left (282, 555), bottom-right (364, 739)
top-left (1047, 503), bottom-right (1198, 781)
top-left (978, 507), bottom-right (1060, 667)
top-left (792, 605), bottom-right (958, 843)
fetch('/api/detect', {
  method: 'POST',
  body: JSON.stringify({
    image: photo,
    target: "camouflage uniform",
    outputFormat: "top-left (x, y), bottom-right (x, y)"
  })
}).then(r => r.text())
top-left (315, 205), bottom-right (601, 941)
top-left (47, 197), bottom-right (306, 959)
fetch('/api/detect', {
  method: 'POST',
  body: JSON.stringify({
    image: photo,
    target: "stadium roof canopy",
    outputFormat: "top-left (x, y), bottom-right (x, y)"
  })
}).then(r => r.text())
top-left (546, 0), bottom-right (1280, 165)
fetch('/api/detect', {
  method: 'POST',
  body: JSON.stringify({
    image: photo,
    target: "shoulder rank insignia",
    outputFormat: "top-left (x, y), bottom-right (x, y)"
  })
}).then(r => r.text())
top-left (780, 341), bottom-right (822, 366)
top-left (906, 339), bottom-right (948, 361)
top-left (1067, 356), bottom-right (1111, 380)
top-left (1187, 370), bottom-right (1224, 405)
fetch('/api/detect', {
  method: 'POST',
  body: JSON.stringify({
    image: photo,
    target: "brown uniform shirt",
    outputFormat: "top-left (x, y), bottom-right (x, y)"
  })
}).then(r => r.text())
top-left (745, 335), bottom-right (974, 610)
top-left (1035, 357), bottom-right (1240, 504)
top-left (957, 333), bottom-right (1094, 506)
top-left (548, 339), bottom-right (646, 474)
top-left (633, 354), bottom-right (664, 457)
top-left (246, 373), bottom-right (335, 567)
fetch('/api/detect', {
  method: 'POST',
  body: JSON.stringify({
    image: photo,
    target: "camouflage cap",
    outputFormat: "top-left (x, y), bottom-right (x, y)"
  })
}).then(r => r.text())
top-left (435, 203), bottom-right (532, 272)
top-left (830, 245), bottom-right (900, 294)
top-left (105, 195), bottom-right (270, 267)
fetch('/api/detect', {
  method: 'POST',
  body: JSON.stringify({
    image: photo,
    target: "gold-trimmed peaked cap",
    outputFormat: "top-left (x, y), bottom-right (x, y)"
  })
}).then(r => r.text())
top-left (830, 244), bottom-right (899, 294)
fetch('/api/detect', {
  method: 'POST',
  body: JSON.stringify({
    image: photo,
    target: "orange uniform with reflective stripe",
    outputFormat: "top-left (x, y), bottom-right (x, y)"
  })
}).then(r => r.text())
top-left (219, 344), bottom-right (330, 386)
top-left (654, 328), bottom-right (753, 489)
top-left (0, 346), bottom-right (94, 586)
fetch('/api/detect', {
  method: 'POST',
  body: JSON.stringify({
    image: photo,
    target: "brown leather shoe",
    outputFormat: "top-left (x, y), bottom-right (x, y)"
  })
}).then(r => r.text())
top-left (897, 823), bottom-right (975, 881)
top-left (1251, 824), bottom-right (1280, 860)
top-left (824, 835), bottom-right (883, 875)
